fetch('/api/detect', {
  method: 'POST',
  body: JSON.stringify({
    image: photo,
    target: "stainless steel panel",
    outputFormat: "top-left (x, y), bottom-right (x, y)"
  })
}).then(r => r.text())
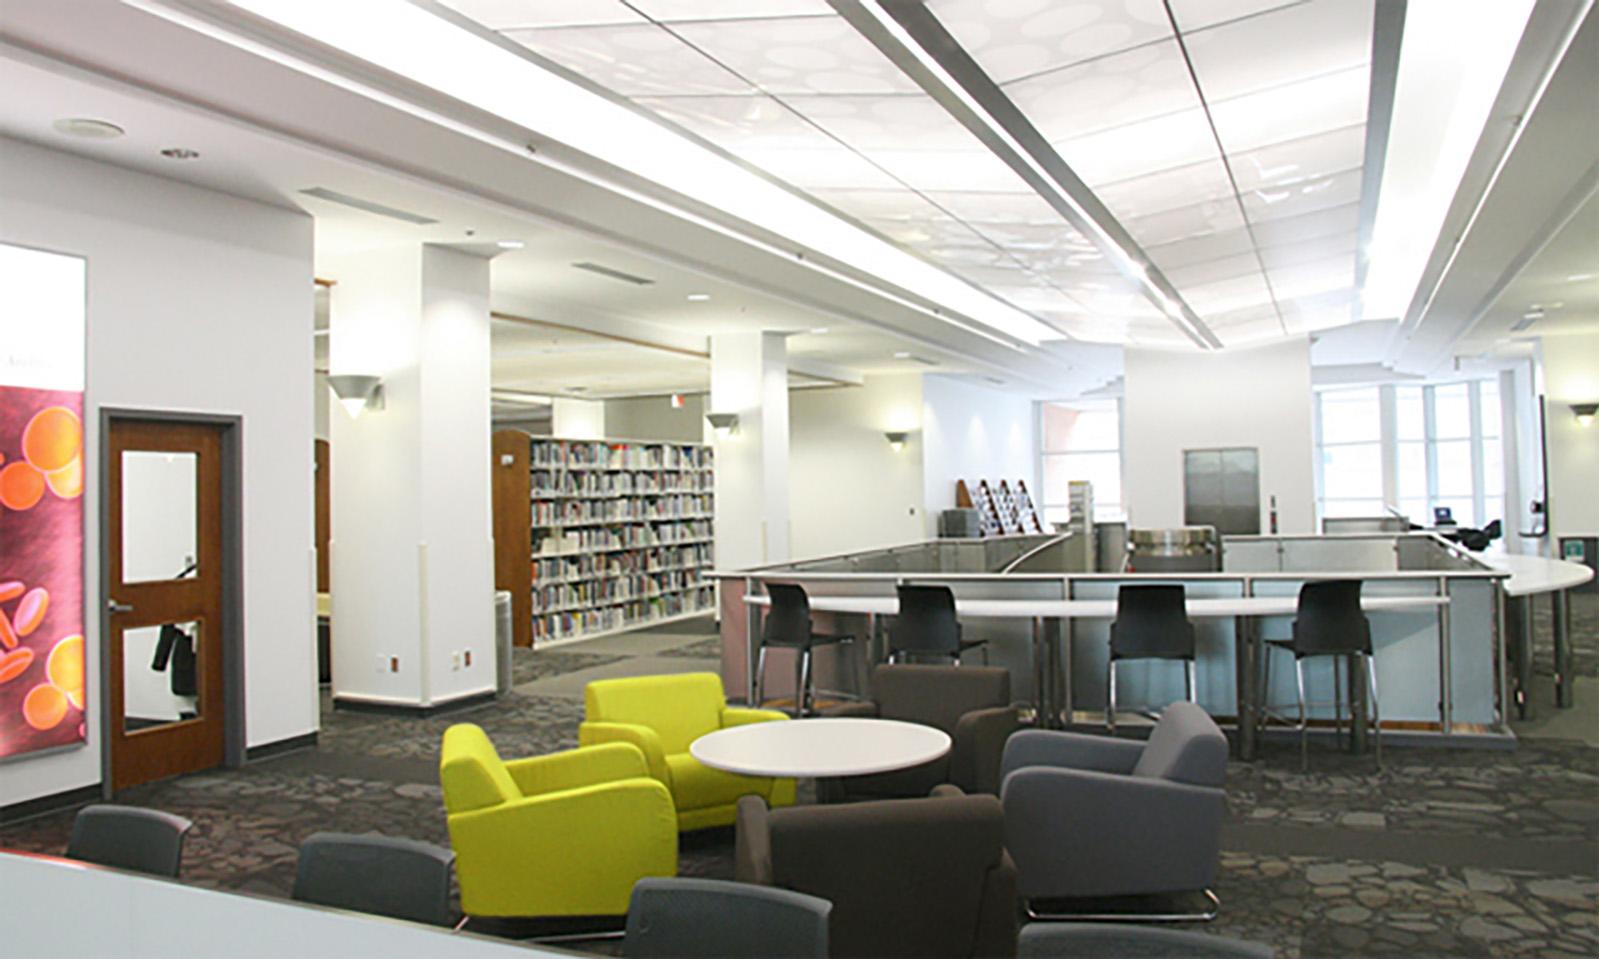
top-left (1185, 447), bottom-right (1260, 535)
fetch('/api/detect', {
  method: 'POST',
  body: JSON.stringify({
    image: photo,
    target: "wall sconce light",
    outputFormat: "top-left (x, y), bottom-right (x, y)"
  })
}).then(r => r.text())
top-left (884, 430), bottom-right (910, 451)
top-left (1573, 402), bottom-right (1598, 427)
top-left (705, 411), bottom-right (739, 435)
top-left (327, 374), bottom-right (385, 418)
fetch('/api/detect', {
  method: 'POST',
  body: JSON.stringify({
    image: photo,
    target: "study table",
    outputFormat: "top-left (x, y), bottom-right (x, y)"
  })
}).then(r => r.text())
top-left (691, 717), bottom-right (951, 779)
top-left (743, 592), bottom-right (1449, 760)
top-left (1480, 554), bottom-right (1595, 714)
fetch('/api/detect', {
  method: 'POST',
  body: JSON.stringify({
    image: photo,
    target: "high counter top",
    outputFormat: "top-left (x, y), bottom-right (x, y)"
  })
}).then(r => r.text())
top-left (1477, 553), bottom-right (1596, 596)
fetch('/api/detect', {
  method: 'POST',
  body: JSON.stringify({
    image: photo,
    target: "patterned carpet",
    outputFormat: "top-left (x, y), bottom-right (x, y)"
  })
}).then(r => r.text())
top-left (3, 605), bottom-right (1596, 958)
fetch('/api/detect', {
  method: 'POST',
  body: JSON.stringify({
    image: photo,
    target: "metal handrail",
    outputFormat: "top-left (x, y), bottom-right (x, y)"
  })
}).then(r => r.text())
top-left (997, 532), bottom-right (1074, 574)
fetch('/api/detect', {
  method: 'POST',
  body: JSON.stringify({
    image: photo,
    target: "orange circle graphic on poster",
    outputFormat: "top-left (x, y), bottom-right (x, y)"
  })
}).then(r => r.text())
top-left (23, 406), bottom-right (82, 473)
top-left (48, 635), bottom-right (85, 707)
top-left (46, 456), bottom-right (84, 499)
top-left (0, 461), bottom-right (45, 511)
top-left (22, 683), bottom-right (69, 730)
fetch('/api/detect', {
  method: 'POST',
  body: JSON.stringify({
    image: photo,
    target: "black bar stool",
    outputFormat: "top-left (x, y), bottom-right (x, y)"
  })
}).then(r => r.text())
top-left (887, 583), bottom-right (989, 665)
top-left (1107, 583), bottom-right (1196, 733)
top-left (757, 582), bottom-right (860, 716)
top-left (1259, 579), bottom-right (1382, 771)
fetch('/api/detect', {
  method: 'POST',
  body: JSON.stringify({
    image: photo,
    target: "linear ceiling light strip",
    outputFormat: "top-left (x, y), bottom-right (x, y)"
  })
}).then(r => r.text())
top-left (845, 0), bottom-right (1220, 350)
top-left (197, 0), bottom-right (1057, 348)
top-left (1354, 0), bottom-right (1408, 312)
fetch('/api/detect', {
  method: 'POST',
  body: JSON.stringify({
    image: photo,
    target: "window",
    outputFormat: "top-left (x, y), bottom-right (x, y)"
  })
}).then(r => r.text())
top-left (1316, 379), bottom-right (1508, 529)
top-left (1041, 400), bottom-right (1121, 523)
top-left (1315, 387), bottom-right (1383, 518)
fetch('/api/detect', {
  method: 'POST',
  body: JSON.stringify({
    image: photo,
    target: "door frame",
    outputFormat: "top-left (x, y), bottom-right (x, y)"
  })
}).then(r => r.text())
top-left (97, 408), bottom-right (245, 796)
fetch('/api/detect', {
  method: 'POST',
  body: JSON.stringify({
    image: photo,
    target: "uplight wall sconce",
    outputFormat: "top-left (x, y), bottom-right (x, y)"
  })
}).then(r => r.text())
top-left (1573, 402), bottom-right (1598, 427)
top-left (327, 374), bottom-right (385, 418)
top-left (705, 411), bottom-right (740, 435)
top-left (885, 430), bottom-right (910, 451)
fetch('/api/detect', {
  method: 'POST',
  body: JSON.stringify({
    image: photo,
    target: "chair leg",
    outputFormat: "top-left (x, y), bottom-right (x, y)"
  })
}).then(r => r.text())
top-left (1260, 643), bottom-right (1273, 726)
top-left (798, 647), bottom-right (814, 716)
top-left (1185, 659), bottom-right (1197, 704)
top-left (1296, 658), bottom-right (1308, 773)
top-left (754, 646), bottom-right (768, 708)
top-left (1368, 653), bottom-right (1382, 769)
top-left (1107, 659), bottom-right (1118, 734)
top-left (1333, 655), bottom-right (1345, 749)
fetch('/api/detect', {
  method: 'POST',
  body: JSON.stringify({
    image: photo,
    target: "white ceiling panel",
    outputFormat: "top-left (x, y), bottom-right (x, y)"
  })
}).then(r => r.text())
top-left (920, 189), bottom-right (1063, 225)
top-left (1122, 198), bottom-right (1246, 246)
top-left (1182, 271), bottom-right (1277, 314)
top-left (1003, 39), bottom-right (1199, 141)
top-left (783, 93), bottom-right (990, 151)
top-left (1146, 228), bottom-right (1257, 271)
top-left (1167, 0), bottom-right (1303, 33)
top-left (1054, 108), bottom-right (1219, 185)
top-left (506, 24), bottom-right (752, 95)
top-left (439, 0), bottom-right (644, 29)
top-left (1230, 124), bottom-right (1365, 191)
top-left (731, 146), bottom-right (902, 189)
top-left (634, 94), bottom-right (824, 148)
top-left (1239, 166), bottom-right (1362, 223)
top-left (857, 147), bottom-right (1033, 193)
top-left (1267, 254), bottom-right (1356, 300)
top-left (1207, 64), bottom-right (1370, 154)
top-left (631, 0), bottom-right (834, 22)
top-left (1162, 251), bottom-right (1262, 287)
top-left (1093, 158), bottom-right (1235, 221)
top-left (1182, 0), bottom-right (1373, 102)
top-left (1256, 231), bottom-right (1358, 272)
top-left (929, 0), bottom-right (1173, 85)
top-left (1250, 202), bottom-right (1361, 248)
top-left (670, 15), bottom-right (922, 95)
top-left (807, 187), bottom-right (951, 221)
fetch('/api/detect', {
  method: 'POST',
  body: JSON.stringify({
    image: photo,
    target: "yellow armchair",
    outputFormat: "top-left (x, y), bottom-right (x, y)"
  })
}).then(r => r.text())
top-left (440, 724), bottom-right (676, 918)
top-left (579, 672), bottom-right (796, 831)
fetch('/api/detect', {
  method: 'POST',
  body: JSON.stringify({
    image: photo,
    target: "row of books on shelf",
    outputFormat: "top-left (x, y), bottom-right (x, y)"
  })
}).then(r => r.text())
top-left (531, 470), bottom-right (714, 497)
top-left (534, 520), bottom-right (713, 555)
top-left (531, 495), bottom-right (714, 527)
top-left (532, 544), bottom-right (714, 583)
top-left (532, 587), bottom-right (716, 643)
top-left (534, 569), bottom-right (706, 612)
top-left (530, 440), bottom-right (712, 472)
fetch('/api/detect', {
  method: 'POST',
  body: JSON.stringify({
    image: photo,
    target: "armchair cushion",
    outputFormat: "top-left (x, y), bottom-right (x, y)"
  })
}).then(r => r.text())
top-left (721, 706), bottom-right (790, 727)
top-left (1130, 702), bottom-right (1228, 786)
top-left (1000, 729), bottom-right (1144, 783)
top-left (873, 664), bottom-right (1011, 736)
top-left (585, 672), bottom-right (724, 754)
top-left (666, 753), bottom-right (777, 813)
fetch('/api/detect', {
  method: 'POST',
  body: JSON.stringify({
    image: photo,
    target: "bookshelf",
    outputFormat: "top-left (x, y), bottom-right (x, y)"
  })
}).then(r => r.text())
top-left (492, 430), bottom-right (716, 648)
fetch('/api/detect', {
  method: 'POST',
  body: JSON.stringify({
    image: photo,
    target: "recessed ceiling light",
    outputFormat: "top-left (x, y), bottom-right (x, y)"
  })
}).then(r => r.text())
top-left (686, 293), bottom-right (711, 302)
top-left (809, 327), bottom-right (829, 335)
top-left (893, 351), bottom-right (911, 359)
top-left (496, 239), bottom-right (524, 249)
top-left (1566, 273), bottom-right (1594, 282)
top-left (52, 117), bottom-right (124, 139)
top-left (159, 147), bottom-right (200, 160)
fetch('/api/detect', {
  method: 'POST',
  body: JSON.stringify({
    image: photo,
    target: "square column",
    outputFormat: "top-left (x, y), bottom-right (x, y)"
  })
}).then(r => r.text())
top-left (327, 244), bottom-right (495, 708)
top-left (711, 332), bottom-right (790, 570)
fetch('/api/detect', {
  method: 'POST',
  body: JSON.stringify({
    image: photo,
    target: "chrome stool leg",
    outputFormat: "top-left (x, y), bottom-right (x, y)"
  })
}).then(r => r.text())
top-left (1107, 659), bottom-right (1119, 733)
top-left (1185, 660), bottom-right (1197, 704)
top-left (1368, 653), bottom-right (1382, 768)
top-left (1295, 658), bottom-right (1309, 773)
top-left (1333, 655), bottom-right (1345, 750)
top-left (754, 646), bottom-right (768, 708)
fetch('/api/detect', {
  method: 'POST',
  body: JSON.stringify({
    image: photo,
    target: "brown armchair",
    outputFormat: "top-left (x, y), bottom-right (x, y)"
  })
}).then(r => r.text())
top-left (822, 664), bottom-right (1021, 800)
top-left (735, 789), bottom-right (1017, 959)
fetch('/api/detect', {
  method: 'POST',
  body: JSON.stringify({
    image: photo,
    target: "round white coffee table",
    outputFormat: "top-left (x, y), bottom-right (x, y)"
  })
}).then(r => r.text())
top-left (689, 718), bottom-right (951, 779)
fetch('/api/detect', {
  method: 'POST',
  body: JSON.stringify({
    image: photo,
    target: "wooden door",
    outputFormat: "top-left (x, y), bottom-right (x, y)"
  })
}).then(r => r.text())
top-left (106, 419), bottom-right (226, 791)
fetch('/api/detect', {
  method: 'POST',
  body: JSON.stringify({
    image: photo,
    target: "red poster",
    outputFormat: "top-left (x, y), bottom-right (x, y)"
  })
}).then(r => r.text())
top-left (1, 244), bottom-right (87, 760)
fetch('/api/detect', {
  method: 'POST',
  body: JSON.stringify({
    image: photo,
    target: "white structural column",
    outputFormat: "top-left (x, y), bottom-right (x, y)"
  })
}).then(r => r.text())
top-left (711, 332), bottom-right (790, 570)
top-left (328, 244), bottom-right (496, 708)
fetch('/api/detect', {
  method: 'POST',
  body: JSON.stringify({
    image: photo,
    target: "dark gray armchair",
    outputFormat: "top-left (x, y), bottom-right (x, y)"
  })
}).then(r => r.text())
top-left (822, 664), bottom-right (1021, 800)
top-left (1000, 702), bottom-right (1228, 919)
top-left (735, 788), bottom-right (1017, 958)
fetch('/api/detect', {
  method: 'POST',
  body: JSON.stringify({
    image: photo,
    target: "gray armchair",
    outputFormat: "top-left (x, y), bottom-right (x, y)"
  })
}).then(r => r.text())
top-left (735, 788), bottom-right (1017, 959)
top-left (821, 664), bottom-right (1021, 800)
top-left (1000, 702), bottom-right (1228, 919)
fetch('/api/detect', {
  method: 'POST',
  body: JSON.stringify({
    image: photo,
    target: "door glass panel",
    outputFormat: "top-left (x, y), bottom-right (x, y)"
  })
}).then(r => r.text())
top-left (122, 451), bottom-right (199, 582)
top-left (123, 620), bottom-right (202, 731)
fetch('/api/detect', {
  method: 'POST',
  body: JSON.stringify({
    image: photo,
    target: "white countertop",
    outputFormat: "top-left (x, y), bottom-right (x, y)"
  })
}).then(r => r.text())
top-left (744, 593), bottom-right (1447, 619)
top-left (1478, 554), bottom-right (1595, 596)
top-left (690, 718), bottom-right (951, 779)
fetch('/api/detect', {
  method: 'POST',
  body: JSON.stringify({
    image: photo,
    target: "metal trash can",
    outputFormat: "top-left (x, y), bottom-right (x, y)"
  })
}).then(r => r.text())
top-left (939, 508), bottom-right (981, 538)
top-left (494, 589), bottom-right (513, 696)
top-left (1126, 526), bottom-right (1219, 573)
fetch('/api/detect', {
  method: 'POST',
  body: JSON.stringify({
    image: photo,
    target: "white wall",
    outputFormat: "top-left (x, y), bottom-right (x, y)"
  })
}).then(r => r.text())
top-left (604, 393), bottom-right (705, 442)
top-left (1541, 328), bottom-right (1599, 542)
top-left (789, 375), bottom-right (925, 559)
top-left (1, 137), bottom-right (316, 806)
top-left (1124, 338), bottom-right (1316, 534)
top-left (551, 397), bottom-right (605, 439)
top-left (921, 374), bottom-right (1039, 536)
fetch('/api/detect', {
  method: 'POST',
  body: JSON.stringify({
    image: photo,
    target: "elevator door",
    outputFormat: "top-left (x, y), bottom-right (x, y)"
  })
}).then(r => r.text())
top-left (1184, 447), bottom-right (1260, 535)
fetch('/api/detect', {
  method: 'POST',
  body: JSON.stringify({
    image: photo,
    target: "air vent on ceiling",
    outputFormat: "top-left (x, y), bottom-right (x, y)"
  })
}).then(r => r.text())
top-left (572, 261), bottom-right (655, 285)
top-left (905, 354), bottom-right (939, 366)
top-left (299, 187), bottom-right (438, 225)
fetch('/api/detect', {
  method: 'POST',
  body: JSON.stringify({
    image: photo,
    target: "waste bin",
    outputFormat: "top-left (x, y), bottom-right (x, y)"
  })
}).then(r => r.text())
top-left (495, 590), bottom-right (513, 695)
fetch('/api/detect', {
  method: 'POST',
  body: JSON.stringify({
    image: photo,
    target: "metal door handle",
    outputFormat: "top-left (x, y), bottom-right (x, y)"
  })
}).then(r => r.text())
top-left (107, 600), bottom-right (134, 615)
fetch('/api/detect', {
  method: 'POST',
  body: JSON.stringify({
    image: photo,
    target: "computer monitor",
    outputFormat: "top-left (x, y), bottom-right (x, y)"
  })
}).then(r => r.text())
top-left (1433, 506), bottom-right (1455, 526)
